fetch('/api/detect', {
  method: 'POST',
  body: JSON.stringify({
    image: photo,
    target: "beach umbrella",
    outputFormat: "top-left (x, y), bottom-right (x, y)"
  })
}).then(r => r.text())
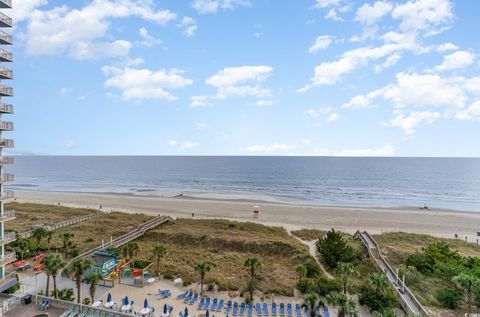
top-left (144, 299), bottom-right (149, 308)
top-left (125, 296), bottom-right (129, 305)
top-left (107, 293), bottom-right (112, 303)
top-left (164, 304), bottom-right (168, 314)
top-left (185, 307), bottom-right (189, 317)
top-left (206, 309), bottom-right (209, 317)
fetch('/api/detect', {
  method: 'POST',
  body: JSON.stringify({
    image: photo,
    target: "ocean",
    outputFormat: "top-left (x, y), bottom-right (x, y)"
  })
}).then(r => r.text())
top-left (8, 156), bottom-right (480, 211)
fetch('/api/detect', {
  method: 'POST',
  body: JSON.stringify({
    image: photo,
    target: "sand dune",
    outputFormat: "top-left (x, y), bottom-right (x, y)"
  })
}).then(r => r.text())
top-left (15, 190), bottom-right (480, 241)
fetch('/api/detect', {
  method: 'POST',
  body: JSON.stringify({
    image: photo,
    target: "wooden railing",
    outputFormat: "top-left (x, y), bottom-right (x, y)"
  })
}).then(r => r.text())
top-left (355, 230), bottom-right (430, 317)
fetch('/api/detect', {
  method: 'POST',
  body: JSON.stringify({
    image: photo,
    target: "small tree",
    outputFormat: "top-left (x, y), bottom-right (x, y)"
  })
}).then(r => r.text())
top-left (41, 255), bottom-right (53, 296)
top-left (336, 262), bottom-right (357, 294)
top-left (46, 231), bottom-right (53, 252)
top-left (65, 258), bottom-right (93, 303)
top-left (49, 254), bottom-right (65, 298)
top-left (301, 292), bottom-right (326, 317)
top-left (32, 227), bottom-right (48, 248)
top-left (316, 229), bottom-right (356, 269)
top-left (244, 257), bottom-right (261, 301)
top-left (84, 273), bottom-right (102, 303)
top-left (195, 262), bottom-right (212, 296)
top-left (60, 232), bottom-right (74, 258)
top-left (123, 242), bottom-right (140, 266)
top-left (453, 273), bottom-right (480, 314)
top-left (152, 244), bottom-right (166, 275)
top-left (12, 238), bottom-right (29, 260)
top-left (359, 273), bottom-right (397, 313)
top-left (296, 264), bottom-right (307, 282)
top-left (436, 287), bottom-right (463, 309)
top-left (326, 292), bottom-right (359, 317)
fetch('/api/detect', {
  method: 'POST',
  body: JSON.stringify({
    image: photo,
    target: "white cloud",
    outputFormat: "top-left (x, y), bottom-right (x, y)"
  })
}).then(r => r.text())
top-left (196, 122), bottom-right (208, 129)
top-left (301, 139), bottom-right (311, 145)
top-left (256, 100), bottom-right (273, 107)
top-left (139, 27), bottom-right (162, 47)
top-left (355, 1), bottom-right (393, 25)
top-left (342, 89), bottom-right (385, 109)
top-left (456, 100), bottom-right (480, 120)
top-left (61, 140), bottom-right (75, 149)
top-left (436, 42), bottom-right (458, 52)
top-left (204, 66), bottom-right (273, 103)
top-left (434, 51), bottom-right (475, 72)
top-left (308, 36), bottom-right (334, 54)
top-left (375, 54), bottom-right (401, 72)
top-left (190, 96), bottom-right (210, 107)
top-left (168, 140), bottom-right (200, 150)
top-left (325, 9), bottom-right (343, 21)
top-left (382, 111), bottom-right (441, 134)
top-left (326, 113), bottom-right (340, 122)
top-left (102, 66), bottom-right (193, 101)
top-left (21, 0), bottom-right (176, 60)
top-left (192, 0), bottom-right (250, 14)
top-left (391, 0), bottom-right (453, 32)
top-left (315, 0), bottom-right (342, 8)
top-left (246, 143), bottom-right (295, 153)
top-left (60, 87), bottom-right (71, 96)
top-left (305, 107), bottom-right (334, 118)
top-left (180, 17), bottom-right (198, 37)
top-left (12, 0), bottom-right (47, 22)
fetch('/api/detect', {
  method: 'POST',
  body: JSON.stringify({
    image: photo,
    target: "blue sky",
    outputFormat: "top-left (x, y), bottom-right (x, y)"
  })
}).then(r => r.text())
top-left (6, 0), bottom-right (480, 156)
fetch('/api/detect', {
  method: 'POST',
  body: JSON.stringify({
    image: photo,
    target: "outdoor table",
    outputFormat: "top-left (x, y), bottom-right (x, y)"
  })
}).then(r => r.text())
top-left (92, 301), bottom-right (102, 308)
top-left (121, 304), bottom-right (132, 312)
top-left (104, 301), bottom-right (115, 308)
top-left (140, 307), bottom-right (151, 315)
top-left (147, 277), bottom-right (155, 284)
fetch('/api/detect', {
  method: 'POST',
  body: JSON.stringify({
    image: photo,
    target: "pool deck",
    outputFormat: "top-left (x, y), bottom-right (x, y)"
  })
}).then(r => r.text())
top-left (4, 303), bottom-right (66, 317)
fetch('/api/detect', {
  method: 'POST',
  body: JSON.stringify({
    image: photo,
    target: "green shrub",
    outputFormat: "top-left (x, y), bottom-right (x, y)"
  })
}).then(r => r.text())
top-left (316, 229), bottom-right (356, 269)
top-left (58, 288), bottom-right (75, 302)
top-left (297, 278), bottom-right (314, 294)
top-left (3, 283), bottom-right (20, 294)
top-left (163, 270), bottom-right (174, 280)
top-left (303, 260), bottom-right (320, 278)
top-left (436, 287), bottom-right (462, 309)
top-left (315, 276), bottom-right (341, 297)
top-left (359, 274), bottom-right (397, 313)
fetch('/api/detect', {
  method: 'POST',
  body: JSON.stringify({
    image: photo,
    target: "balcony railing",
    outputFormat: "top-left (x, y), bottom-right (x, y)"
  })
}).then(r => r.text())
top-left (0, 251), bottom-right (16, 266)
top-left (0, 12), bottom-right (12, 28)
top-left (0, 209), bottom-right (15, 222)
top-left (0, 48), bottom-right (12, 62)
top-left (0, 85), bottom-right (13, 96)
top-left (0, 30), bottom-right (12, 45)
top-left (0, 232), bottom-right (16, 245)
top-left (0, 173), bottom-right (14, 183)
top-left (0, 139), bottom-right (13, 148)
top-left (0, 121), bottom-right (13, 131)
top-left (0, 156), bottom-right (14, 165)
top-left (0, 0), bottom-right (12, 9)
top-left (0, 103), bottom-right (13, 114)
top-left (0, 190), bottom-right (14, 201)
top-left (0, 66), bottom-right (12, 80)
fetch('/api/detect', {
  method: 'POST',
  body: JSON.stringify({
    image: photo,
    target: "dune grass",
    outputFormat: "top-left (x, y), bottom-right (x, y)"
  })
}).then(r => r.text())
top-left (290, 229), bottom-right (327, 241)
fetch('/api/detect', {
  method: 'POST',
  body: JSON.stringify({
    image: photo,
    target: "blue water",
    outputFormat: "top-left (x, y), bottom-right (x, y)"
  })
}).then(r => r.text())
top-left (7, 156), bottom-right (480, 211)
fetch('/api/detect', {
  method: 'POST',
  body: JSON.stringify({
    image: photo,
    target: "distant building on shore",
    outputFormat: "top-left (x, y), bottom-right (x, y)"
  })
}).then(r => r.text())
top-left (0, 0), bottom-right (16, 293)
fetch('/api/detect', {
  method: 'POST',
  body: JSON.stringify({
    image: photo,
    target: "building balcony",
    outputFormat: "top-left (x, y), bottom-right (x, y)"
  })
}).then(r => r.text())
top-left (0, 251), bottom-right (16, 266)
top-left (0, 121), bottom-right (13, 131)
top-left (0, 139), bottom-right (13, 148)
top-left (0, 0), bottom-right (12, 9)
top-left (0, 30), bottom-right (11, 45)
top-left (0, 48), bottom-right (12, 62)
top-left (0, 209), bottom-right (15, 222)
top-left (0, 232), bottom-right (15, 246)
top-left (0, 190), bottom-right (14, 201)
top-left (0, 85), bottom-right (12, 96)
top-left (0, 66), bottom-right (12, 80)
top-left (0, 12), bottom-right (12, 28)
top-left (0, 173), bottom-right (14, 183)
top-left (0, 156), bottom-right (13, 165)
top-left (0, 103), bottom-right (12, 114)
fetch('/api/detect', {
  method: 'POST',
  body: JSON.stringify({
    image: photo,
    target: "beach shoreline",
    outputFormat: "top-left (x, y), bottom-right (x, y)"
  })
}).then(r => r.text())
top-left (14, 190), bottom-right (480, 241)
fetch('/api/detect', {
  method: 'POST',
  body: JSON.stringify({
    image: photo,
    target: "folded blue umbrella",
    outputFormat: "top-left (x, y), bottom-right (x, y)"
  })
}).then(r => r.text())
top-left (107, 293), bottom-right (112, 303)
top-left (144, 299), bottom-right (149, 308)
top-left (185, 307), bottom-right (189, 317)
top-left (164, 304), bottom-right (168, 314)
top-left (206, 309), bottom-right (210, 317)
top-left (125, 296), bottom-right (129, 305)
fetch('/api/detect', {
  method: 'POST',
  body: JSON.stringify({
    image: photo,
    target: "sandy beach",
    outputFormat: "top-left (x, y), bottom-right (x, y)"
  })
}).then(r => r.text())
top-left (14, 190), bottom-right (480, 241)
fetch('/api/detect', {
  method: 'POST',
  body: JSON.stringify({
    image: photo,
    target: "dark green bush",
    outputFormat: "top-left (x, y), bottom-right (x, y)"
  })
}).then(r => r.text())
top-left (316, 229), bottom-right (356, 269)
top-left (436, 287), bottom-right (462, 309)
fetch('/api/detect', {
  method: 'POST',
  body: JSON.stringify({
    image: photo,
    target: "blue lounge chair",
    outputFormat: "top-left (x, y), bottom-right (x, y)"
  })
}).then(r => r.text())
top-left (287, 304), bottom-right (292, 317)
top-left (279, 304), bottom-right (285, 317)
top-left (239, 302), bottom-right (246, 316)
top-left (177, 290), bottom-right (189, 299)
top-left (271, 303), bottom-right (277, 316)
top-left (263, 303), bottom-right (269, 316)
top-left (233, 302), bottom-right (239, 316)
top-left (295, 304), bottom-right (301, 317)
top-left (323, 307), bottom-right (330, 317)
top-left (225, 301), bottom-right (232, 314)
top-left (303, 306), bottom-right (310, 317)
top-left (190, 293), bottom-right (199, 305)
top-left (255, 303), bottom-right (262, 316)
top-left (217, 299), bottom-right (224, 312)
top-left (205, 297), bottom-right (211, 310)
top-left (247, 304), bottom-right (253, 317)
top-left (184, 291), bottom-right (193, 303)
top-left (211, 298), bottom-right (218, 311)
top-left (198, 297), bottom-right (205, 310)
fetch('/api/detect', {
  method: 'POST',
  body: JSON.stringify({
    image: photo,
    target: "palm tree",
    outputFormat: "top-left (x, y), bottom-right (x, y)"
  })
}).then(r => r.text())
top-left (49, 254), bottom-right (65, 298)
top-left (301, 292), bottom-right (326, 317)
top-left (46, 231), bottom-right (53, 252)
top-left (60, 232), bottom-right (74, 258)
top-left (244, 257), bottom-right (261, 301)
top-left (453, 273), bottom-right (480, 314)
top-left (326, 292), bottom-right (358, 317)
top-left (335, 263), bottom-right (357, 294)
top-left (84, 273), bottom-right (102, 303)
top-left (367, 273), bottom-right (389, 296)
top-left (65, 258), bottom-right (93, 303)
top-left (13, 238), bottom-right (29, 260)
top-left (123, 242), bottom-right (140, 266)
top-left (296, 264), bottom-right (307, 282)
top-left (195, 262), bottom-right (212, 296)
top-left (152, 244), bottom-right (166, 275)
top-left (32, 227), bottom-right (48, 248)
top-left (41, 255), bottom-right (53, 296)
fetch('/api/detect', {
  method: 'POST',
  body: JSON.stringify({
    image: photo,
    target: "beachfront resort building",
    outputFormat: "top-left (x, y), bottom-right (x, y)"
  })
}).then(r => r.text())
top-left (0, 0), bottom-right (16, 293)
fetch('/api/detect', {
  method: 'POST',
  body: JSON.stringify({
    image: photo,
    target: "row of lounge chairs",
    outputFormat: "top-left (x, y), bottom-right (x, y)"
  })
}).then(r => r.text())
top-left (196, 298), bottom-right (330, 317)
top-left (59, 306), bottom-right (123, 317)
top-left (178, 290), bottom-right (199, 305)
top-left (158, 289), bottom-right (172, 299)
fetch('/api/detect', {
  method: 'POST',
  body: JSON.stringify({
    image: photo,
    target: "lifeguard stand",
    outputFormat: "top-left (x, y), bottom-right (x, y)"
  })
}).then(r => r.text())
top-left (253, 206), bottom-right (260, 219)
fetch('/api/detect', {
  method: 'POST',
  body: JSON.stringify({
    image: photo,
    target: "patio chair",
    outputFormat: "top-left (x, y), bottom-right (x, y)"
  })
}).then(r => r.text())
top-left (263, 303), bottom-right (269, 316)
top-left (271, 303), bottom-right (277, 316)
top-left (239, 302), bottom-right (246, 316)
top-left (217, 299), bottom-right (224, 312)
top-left (279, 303), bottom-right (285, 317)
top-left (255, 303), bottom-right (262, 316)
top-left (232, 302), bottom-right (239, 316)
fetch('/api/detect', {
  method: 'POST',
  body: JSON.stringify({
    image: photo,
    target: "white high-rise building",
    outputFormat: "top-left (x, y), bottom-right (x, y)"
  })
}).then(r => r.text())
top-left (0, 0), bottom-right (16, 293)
